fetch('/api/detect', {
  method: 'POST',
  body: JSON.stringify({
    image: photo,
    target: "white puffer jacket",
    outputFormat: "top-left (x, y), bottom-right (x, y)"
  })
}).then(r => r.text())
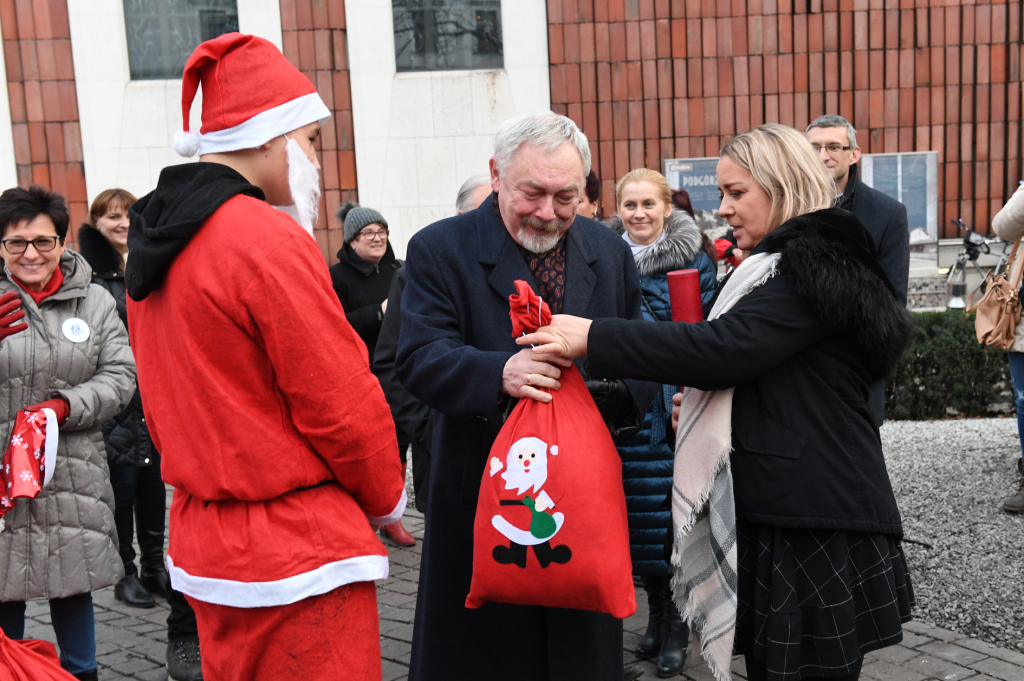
top-left (0, 250), bottom-right (135, 601)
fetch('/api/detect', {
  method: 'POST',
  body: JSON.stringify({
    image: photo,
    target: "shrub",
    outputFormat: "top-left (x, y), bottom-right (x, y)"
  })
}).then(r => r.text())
top-left (885, 310), bottom-right (1011, 420)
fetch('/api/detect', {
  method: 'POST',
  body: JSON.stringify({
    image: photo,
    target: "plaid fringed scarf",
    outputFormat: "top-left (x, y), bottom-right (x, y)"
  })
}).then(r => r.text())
top-left (670, 252), bottom-right (781, 681)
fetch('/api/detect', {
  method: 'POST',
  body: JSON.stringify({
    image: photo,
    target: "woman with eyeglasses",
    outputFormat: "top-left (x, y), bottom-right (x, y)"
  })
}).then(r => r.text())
top-left (328, 203), bottom-right (414, 546)
top-left (0, 185), bottom-right (135, 680)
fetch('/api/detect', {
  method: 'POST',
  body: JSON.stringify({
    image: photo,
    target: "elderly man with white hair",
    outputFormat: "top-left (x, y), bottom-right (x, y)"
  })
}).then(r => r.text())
top-left (396, 112), bottom-right (653, 680)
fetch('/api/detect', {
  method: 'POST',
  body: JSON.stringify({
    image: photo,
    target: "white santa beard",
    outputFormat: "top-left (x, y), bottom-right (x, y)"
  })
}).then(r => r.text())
top-left (284, 136), bottom-right (321, 236)
top-left (502, 465), bottom-right (547, 495)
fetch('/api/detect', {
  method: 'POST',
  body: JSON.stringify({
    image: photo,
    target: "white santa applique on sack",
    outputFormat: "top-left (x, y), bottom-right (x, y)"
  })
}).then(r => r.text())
top-left (487, 437), bottom-right (571, 569)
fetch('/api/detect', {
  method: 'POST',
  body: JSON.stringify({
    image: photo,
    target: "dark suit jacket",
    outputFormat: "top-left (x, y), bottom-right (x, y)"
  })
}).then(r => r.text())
top-left (395, 196), bottom-right (648, 681)
top-left (840, 163), bottom-right (910, 426)
top-left (840, 162), bottom-right (910, 307)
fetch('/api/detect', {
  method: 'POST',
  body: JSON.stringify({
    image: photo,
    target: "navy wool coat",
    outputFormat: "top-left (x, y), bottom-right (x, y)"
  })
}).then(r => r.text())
top-left (396, 196), bottom-right (650, 681)
top-left (609, 209), bottom-right (718, 576)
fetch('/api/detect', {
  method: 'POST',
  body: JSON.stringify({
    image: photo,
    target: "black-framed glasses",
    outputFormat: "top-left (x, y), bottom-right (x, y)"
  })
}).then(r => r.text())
top-left (359, 228), bottom-right (389, 241)
top-left (1, 236), bottom-right (62, 254)
top-left (811, 143), bottom-right (853, 155)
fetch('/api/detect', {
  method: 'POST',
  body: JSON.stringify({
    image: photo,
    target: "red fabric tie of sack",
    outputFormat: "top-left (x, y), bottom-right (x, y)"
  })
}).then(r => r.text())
top-left (0, 408), bottom-right (58, 530)
top-left (465, 281), bottom-right (636, 618)
top-left (509, 279), bottom-right (552, 337)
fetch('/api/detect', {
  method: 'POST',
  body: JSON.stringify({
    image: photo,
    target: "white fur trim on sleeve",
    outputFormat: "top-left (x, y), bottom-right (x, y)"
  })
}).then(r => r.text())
top-left (365, 488), bottom-right (408, 526)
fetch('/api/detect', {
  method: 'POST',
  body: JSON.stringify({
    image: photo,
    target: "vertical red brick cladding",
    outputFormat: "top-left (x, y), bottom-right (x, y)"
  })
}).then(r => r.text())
top-left (550, 0), bottom-right (1023, 238)
top-left (1, 0), bottom-right (87, 244)
top-left (280, 0), bottom-right (358, 262)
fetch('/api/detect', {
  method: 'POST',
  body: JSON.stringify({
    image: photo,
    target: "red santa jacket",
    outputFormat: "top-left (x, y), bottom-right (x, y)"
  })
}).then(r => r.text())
top-left (127, 195), bottom-right (405, 608)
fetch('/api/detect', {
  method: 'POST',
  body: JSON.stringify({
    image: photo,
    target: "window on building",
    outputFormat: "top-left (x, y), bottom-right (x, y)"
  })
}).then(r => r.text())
top-left (124, 0), bottom-right (239, 80)
top-left (393, 1), bottom-right (503, 72)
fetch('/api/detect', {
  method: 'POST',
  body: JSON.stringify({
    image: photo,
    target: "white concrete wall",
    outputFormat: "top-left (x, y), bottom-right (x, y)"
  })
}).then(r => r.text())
top-left (67, 0), bottom-right (283, 204)
top-left (0, 13), bottom-right (19, 190)
top-left (345, 0), bottom-right (551, 256)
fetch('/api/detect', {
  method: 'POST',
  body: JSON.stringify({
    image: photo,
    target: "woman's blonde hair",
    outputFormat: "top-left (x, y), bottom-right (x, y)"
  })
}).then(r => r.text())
top-left (720, 124), bottom-right (836, 232)
top-left (615, 167), bottom-right (672, 210)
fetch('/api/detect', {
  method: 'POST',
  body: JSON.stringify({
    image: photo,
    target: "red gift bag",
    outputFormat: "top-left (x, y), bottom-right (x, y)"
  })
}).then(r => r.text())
top-left (0, 628), bottom-right (75, 680)
top-left (0, 408), bottom-right (57, 531)
top-left (464, 281), bottom-right (636, 618)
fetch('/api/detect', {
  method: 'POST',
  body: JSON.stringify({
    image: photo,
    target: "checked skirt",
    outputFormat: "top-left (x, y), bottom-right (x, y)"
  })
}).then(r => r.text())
top-left (734, 519), bottom-right (915, 680)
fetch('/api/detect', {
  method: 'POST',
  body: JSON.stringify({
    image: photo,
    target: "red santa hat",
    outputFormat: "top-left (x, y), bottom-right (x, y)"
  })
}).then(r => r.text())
top-left (172, 33), bottom-right (331, 157)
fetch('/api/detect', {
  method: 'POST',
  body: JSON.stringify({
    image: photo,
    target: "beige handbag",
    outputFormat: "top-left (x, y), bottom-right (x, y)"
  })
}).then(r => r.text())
top-left (967, 238), bottom-right (1024, 349)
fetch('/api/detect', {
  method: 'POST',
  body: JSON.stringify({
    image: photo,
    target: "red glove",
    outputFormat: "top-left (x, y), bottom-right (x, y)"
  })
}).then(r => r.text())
top-left (0, 291), bottom-right (27, 343)
top-left (24, 398), bottom-right (70, 425)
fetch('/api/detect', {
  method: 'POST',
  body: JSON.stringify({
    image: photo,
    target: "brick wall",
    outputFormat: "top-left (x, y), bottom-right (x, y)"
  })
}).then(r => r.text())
top-left (0, 0), bottom-right (86, 244)
top-left (280, 0), bottom-right (358, 263)
top-left (548, 0), bottom-right (1023, 239)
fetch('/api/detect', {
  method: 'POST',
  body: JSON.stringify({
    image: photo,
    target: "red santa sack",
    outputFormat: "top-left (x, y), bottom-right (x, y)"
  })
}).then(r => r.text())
top-left (465, 281), bottom-right (636, 619)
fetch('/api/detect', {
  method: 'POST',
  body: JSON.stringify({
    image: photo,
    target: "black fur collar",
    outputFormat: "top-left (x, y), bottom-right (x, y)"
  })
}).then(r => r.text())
top-left (760, 208), bottom-right (914, 380)
top-left (608, 209), bottom-right (704, 275)
top-left (77, 224), bottom-right (124, 276)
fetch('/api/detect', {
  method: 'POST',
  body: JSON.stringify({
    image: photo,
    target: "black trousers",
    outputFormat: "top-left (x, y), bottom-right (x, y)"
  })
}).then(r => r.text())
top-left (167, 587), bottom-right (199, 641)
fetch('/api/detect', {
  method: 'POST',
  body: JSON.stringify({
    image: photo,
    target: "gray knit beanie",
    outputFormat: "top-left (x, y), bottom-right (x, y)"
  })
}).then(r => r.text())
top-left (340, 205), bottom-right (388, 244)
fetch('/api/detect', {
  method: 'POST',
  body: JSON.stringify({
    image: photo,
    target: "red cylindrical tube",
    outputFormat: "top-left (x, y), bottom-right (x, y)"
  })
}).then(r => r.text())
top-left (667, 269), bottom-right (704, 324)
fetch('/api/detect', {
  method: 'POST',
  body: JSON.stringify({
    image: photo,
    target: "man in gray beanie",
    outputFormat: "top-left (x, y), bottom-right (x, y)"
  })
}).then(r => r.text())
top-left (328, 202), bottom-right (414, 547)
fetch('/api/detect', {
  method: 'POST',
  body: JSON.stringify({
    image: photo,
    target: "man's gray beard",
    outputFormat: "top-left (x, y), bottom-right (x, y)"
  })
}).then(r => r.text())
top-left (516, 217), bottom-right (564, 253)
top-left (284, 136), bottom-right (321, 236)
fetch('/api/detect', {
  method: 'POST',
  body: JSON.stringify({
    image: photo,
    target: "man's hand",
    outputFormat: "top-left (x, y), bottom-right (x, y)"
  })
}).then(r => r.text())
top-left (732, 248), bottom-right (746, 265)
top-left (517, 314), bottom-right (592, 359)
top-left (502, 348), bottom-right (572, 403)
top-left (671, 391), bottom-right (683, 432)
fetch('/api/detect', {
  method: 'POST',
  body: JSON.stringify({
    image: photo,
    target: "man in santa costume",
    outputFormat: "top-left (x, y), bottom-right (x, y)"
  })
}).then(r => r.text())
top-left (124, 33), bottom-right (407, 680)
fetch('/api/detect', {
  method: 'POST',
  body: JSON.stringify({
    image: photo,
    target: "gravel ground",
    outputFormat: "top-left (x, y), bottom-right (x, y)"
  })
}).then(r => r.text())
top-left (882, 418), bottom-right (1024, 654)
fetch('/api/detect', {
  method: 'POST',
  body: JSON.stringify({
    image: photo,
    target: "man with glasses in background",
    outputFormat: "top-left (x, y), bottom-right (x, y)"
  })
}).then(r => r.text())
top-left (806, 114), bottom-right (910, 427)
top-left (329, 203), bottom-right (415, 547)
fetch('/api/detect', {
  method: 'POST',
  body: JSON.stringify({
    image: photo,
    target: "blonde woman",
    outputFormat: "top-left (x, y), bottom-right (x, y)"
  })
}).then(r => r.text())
top-left (521, 125), bottom-right (916, 681)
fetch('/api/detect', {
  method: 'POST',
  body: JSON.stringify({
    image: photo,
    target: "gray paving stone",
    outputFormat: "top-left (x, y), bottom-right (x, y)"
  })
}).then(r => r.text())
top-left (902, 653), bottom-right (979, 681)
top-left (865, 643), bottom-right (921, 665)
top-left (386, 622), bottom-right (415, 644)
top-left (900, 631), bottom-right (936, 648)
top-left (861, 659), bottom-right (929, 681)
top-left (916, 641), bottom-right (990, 666)
top-left (133, 668), bottom-right (169, 681)
top-left (958, 637), bottom-right (1024, 667)
top-left (382, 658), bottom-right (409, 681)
top-left (968, 657), bottom-right (1024, 681)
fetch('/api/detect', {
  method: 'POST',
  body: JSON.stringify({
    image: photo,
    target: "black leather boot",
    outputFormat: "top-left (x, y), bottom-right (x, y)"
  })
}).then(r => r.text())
top-left (113, 505), bottom-right (154, 608)
top-left (113, 505), bottom-right (138, 577)
top-left (635, 575), bottom-right (667, 660)
top-left (657, 597), bottom-right (689, 678)
top-left (136, 494), bottom-right (171, 599)
top-left (73, 670), bottom-right (98, 681)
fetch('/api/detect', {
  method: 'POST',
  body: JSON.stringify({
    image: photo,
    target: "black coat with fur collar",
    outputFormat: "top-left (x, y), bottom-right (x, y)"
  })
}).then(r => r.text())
top-left (77, 224), bottom-right (158, 469)
top-left (588, 209), bottom-right (914, 535)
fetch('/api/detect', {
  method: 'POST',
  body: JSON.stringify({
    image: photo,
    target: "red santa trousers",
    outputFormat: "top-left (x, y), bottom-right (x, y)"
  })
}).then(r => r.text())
top-left (186, 581), bottom-right (380, 680)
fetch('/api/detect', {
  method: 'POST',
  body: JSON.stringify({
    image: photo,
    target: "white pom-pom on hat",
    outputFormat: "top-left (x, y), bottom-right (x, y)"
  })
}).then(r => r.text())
top-left (172, 128), bottom-right (201, 157)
